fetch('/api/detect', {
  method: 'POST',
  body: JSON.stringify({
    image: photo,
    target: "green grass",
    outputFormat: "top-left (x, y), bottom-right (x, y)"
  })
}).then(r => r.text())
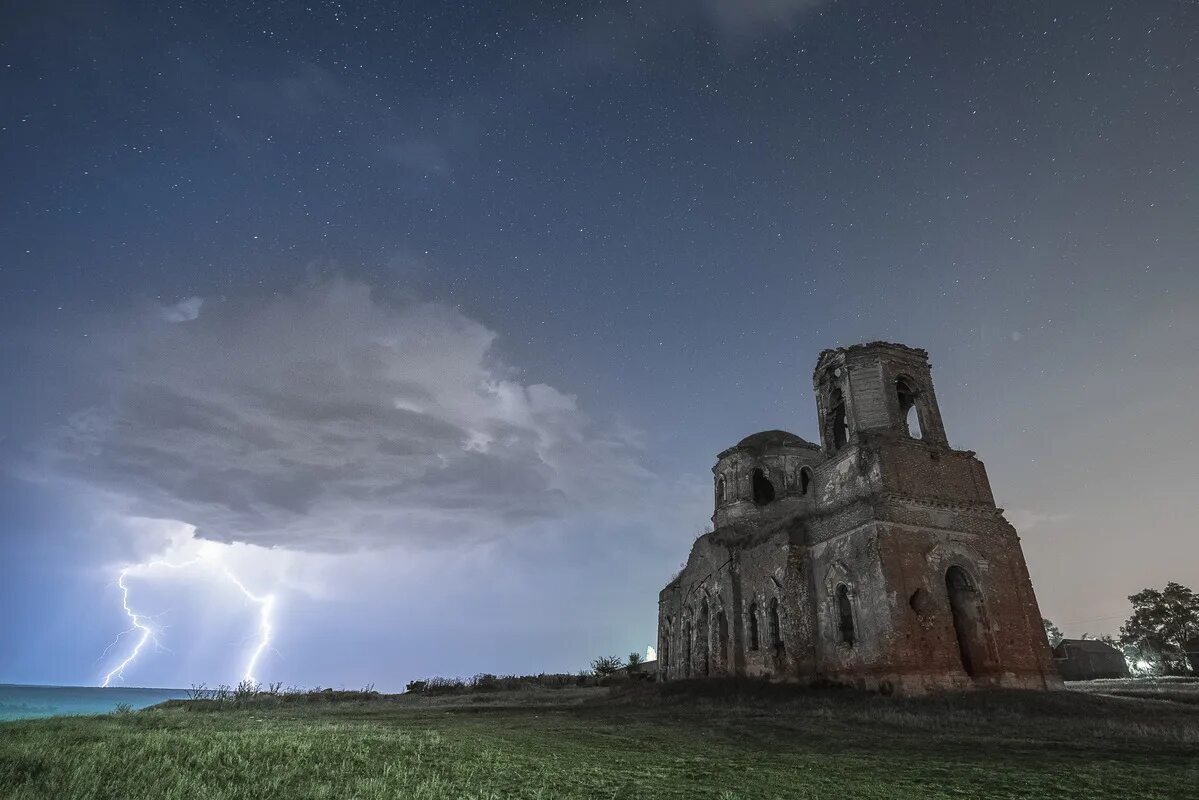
top-left (2, 680), bottom-right (1197, 799)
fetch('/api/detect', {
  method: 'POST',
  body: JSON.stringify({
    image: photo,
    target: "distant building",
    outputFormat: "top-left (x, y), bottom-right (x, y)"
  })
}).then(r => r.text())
top-left (657, 342), bottom-right (1061, 695)
top-left (1052, 639), bottom-right (1130, 680)
top-left (613, 660), bottom-right (657, 679)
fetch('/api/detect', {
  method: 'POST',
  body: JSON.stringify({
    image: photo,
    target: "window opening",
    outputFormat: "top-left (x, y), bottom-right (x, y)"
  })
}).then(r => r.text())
top-left (752, 468), bottom-right (775, 506)
top-left (896, 377), bottom-right (923, 439)
top-left (830, 388), bottom-right (848, 449)
top-left (837, 584), bottom-right (855, 645)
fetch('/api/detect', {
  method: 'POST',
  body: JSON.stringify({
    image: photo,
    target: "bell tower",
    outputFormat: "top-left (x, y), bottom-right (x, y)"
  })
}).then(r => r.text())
top-left (813, 342), bottom-right (949, 453)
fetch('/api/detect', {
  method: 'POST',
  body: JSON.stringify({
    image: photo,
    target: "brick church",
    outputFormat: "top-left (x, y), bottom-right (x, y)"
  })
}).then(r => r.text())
top-left (657, 342), bottom-right (1060, 695)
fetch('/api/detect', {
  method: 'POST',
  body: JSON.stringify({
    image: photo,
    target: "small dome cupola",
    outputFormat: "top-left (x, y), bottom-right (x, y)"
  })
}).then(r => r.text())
top-left (733, 429), bottom-right (814, 451)
top-left (711, 429), bottom-right (822, 524)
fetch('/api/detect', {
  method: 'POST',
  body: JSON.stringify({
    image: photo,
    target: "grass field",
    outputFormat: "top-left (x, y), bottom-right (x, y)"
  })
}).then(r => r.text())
top-left (2, 679), bottom-right (1197, 799)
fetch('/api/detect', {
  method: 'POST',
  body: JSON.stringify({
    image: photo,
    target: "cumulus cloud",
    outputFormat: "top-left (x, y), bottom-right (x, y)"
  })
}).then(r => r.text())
top-left (160, 296), bottom-right (204, 323)
top-left (44, 279), bottom-right (654, 552)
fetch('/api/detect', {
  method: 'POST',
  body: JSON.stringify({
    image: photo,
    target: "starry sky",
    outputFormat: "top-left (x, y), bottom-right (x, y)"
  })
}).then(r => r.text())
top-left (2, 0), bottom-right (1197, 690)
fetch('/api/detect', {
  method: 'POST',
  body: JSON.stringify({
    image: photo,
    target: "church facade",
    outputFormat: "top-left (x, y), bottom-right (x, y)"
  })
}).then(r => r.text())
top-left (657, 342), bottom-right (1060, 695)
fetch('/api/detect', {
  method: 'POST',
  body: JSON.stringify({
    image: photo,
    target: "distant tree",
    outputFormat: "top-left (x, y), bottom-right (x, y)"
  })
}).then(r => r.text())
top-left (1119, 582), bottom-right (1199, 675)
top-left (591, 655), bottom-right (624, 676)
top-left (1089, 633), bottom-right (1153, 676)
top-left (626, 651), bottom-right (643, 672)
top-left (1042, 618), bottom-right (1064, 648)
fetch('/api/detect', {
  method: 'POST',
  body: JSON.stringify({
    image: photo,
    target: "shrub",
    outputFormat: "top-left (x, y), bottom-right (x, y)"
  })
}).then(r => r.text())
top-left (471, 673), bottom-right (500, 692)
top-left (424, 677), bottom-right (467, 695)
top-left (592, 655), bottom-right (624, 676)
top-left (234, 680), bottom-right (260, 701)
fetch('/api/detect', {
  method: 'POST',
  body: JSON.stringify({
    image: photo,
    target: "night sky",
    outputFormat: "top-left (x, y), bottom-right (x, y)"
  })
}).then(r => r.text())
top-left (2, 1), bottom-right (1196, 690)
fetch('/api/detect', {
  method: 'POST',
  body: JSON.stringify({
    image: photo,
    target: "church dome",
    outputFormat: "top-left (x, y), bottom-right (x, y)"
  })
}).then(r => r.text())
top-left (731, 429), bottom-right (819, 453)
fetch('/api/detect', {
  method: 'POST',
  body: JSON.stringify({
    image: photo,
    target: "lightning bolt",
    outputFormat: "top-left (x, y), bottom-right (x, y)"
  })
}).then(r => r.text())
top-left (99, 555), bottom-right (277, 686)
top-left (222, 567), bottom-right (276, 683)
top-left (100, 559), bottom-right (198, 687)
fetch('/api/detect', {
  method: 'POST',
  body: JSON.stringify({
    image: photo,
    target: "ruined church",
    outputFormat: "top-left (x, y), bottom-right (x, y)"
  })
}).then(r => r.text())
top-left (657, 342), bottom-right (1060, 694)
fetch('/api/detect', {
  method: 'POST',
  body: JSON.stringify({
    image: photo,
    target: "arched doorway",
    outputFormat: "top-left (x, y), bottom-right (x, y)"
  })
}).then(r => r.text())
top-left (945, 566), bottom-right (989, 677)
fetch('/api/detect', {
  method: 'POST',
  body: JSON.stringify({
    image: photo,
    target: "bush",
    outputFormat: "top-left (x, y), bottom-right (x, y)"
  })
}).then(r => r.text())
top-left (234, 680), bottom-right (260, 701)
top-left (424, 677), bottom-right (467, 695)
top-left (470, 674), bottom-right (500, 692)
top-left (592, 655), bottom-right (624, 677)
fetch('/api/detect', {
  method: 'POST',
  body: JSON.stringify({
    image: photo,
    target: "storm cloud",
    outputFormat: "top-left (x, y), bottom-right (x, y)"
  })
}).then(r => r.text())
top-left (44, 280), bottom-right (654, 552)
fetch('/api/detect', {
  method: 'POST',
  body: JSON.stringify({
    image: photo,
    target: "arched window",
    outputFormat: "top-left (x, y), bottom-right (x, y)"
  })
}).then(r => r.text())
top-left (768, 598), bottom-right (783, 650)
top-left (799, 466), bottom-right (812, 496)
top-left (836, 584), bottom-right (855, 645)
top-left (829, 388), bottom-right (848, 450)
top-left (715, 475), bottom-right (726, 507)
top-left (752, 468), bottom-right (775, 506)
top-left (697, 600), bottom-right (711, 676)
top-left (896, 376), bottom-right (922, 439)
top-left (747, 602), bottom-right (760, 651)
top-left (683, 621), bottom-right (692, 678)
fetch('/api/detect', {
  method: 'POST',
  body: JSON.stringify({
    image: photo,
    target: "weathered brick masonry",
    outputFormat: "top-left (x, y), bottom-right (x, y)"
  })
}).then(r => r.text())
top-left (657, 342), bottom-right (1061, 694)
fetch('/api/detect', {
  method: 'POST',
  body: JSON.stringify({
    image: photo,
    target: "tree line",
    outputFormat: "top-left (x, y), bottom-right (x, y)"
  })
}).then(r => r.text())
top-left (1044, 581), bottom-right (1199, 675)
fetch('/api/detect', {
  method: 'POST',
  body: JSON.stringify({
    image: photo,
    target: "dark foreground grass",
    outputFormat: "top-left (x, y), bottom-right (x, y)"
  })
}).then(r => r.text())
top-left (2, 680), bottom-right (1197, 799)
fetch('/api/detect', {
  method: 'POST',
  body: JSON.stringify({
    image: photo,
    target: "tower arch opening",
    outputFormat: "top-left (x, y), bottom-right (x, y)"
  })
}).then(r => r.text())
top-left (829, 387), bottom-right (848, 450)
top-left (896, 376), bottom-right (923, 439)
